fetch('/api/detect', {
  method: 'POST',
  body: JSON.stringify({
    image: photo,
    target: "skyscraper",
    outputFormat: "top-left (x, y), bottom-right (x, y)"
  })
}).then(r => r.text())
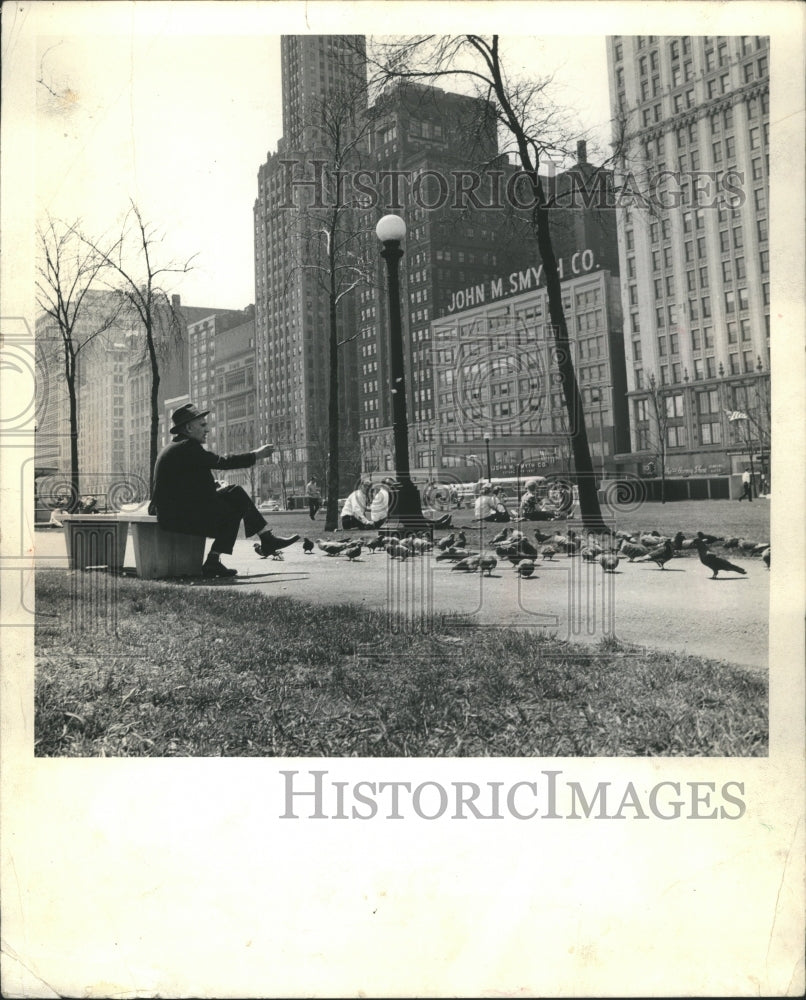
top-left (356, 81), bottom-right (536, 476)
top-left (607, 34), bottom-right (770, 490)
top-left (254, 35), bottom-right (367, 499)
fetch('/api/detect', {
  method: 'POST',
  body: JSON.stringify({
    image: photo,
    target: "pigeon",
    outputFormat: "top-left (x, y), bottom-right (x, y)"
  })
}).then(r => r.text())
top-left (540, 544), bottom-right (557, 561)
top-left (738, 538), bottom-right (758, 553)
top-left (721, 537), bottom-right (740, 549)
top-left (344, 543), bottom-right (362, 561)
top-left (639, 538), bottom-right (675, 569)
top-left (762, 547), bottom-right (770, 568)
top-left (436, 547), bottom-right (475, 562)
top-left (367, 535), bottom-right (386, 553)
top-left (452, 556), bottom-right (480, 572)
top-left (696, 531), bottom-right (724, 545)
top-left (316, 539), bottom-right (348, 556)
top-left (618, 540), bottom-right (649, 562)
top-left (515, 538), bottom-right (538, 559)
top-left (599, 553), bottom-right (620, 573)
top-left (692, 537), bottom-right (747, 579)
top-left (516, 560), bottom-right (536, 577)
top-left (615, 530), bottom-right (636, 542)
top-left (436, 532), bottom-right (456, 551)
top-left (253, 541), bottom-right (285, 561)
top-left (581, 544), bottom-right (603, 562)
top-left (302, 537), bottom-right (315, 554)
top-left (673, 531), bottom-right (696, 551)
top-left (411, 537), bottom-right (433, 554)
top-left (491, 526), bottom-right (511, 545)
top-left (478, 554), bottom-right (497, 576)
top-left (751, 542), bottom-right (770, 557)
top-left (456, 530), bottom-right (467, 548)
top-left (386, 541), bottom-right (409, 560)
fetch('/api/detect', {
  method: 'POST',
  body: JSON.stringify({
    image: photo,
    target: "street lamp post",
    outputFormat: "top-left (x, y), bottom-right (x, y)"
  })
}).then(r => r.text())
top-left (376, 214), bottom-right (429, 533)
top-left (484, 434), bottom-right (492, 482)
top-left (590, 388), bottom-right (606, 483)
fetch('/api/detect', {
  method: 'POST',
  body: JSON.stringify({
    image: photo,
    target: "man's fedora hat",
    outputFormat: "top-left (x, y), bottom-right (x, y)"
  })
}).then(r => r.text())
top-left (170, 402), bottom-right (209, 435)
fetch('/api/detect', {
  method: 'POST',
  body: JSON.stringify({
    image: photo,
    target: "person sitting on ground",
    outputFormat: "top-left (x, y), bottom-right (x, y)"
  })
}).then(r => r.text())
top-left (370, 478), bottom-right (453, 530)
top-left (519, 479), bottom-right (555, 521)
top-left (474, 484), bottom-right (510, 522)
top-left (341, 481), bottom-right (376, 530)
top-left (491, 486), bottom-right (512, 519)
top-left (148, 402), bottom-right (299, 578)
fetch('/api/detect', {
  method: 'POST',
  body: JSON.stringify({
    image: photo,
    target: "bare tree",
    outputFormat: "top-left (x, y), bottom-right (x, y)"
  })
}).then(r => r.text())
top-left (645, 372), bottom-right (670, 504)
top-left (83, 201), bottom-right (195, 494)
top-left (288, 78), bottom-right (379, 531)
top-left (36, 216), bottom-right (123, 509)
top-left (367, 35), bottom-right (611, 530)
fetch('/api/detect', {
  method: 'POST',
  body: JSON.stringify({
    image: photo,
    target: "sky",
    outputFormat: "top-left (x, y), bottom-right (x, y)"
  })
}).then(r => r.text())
top-left (25, 2), bottom-right (615, 311)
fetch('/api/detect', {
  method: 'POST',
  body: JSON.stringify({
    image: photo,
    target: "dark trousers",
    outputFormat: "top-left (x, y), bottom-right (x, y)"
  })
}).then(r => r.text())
top-left (204, 485), bottom-right (267, 554)
top-left (308, 498), bottom-right (321, 519)
top-left (342, 513), bottom-right (377, 530)
top-left (738, 483), bottom-right (753, 502)
top-left (483, 511), bottom-right (510, 522)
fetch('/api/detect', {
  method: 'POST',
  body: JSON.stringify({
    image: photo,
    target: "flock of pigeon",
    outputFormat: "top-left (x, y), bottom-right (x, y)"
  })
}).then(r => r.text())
top-left (273, 524), bottom-right (769, 581)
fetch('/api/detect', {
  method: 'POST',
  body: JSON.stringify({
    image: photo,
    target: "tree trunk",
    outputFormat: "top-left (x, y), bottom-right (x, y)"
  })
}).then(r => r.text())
top-left (146, 319), bottom-right (161, 497)
top-left (324, 269), bottom-right (340, 532)
top-left (67, 353), bottom-right (80, 512)
top-left (533, 200), bottom-right (609, 532)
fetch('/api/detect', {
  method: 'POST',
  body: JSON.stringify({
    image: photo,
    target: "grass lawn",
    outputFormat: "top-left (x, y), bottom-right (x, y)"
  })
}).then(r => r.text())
top-left (35, 569), bottom-right (768, 758)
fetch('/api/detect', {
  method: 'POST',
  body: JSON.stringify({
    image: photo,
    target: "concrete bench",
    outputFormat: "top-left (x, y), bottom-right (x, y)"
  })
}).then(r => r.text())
top-left (61, 515), bottom-right (129, 572)
top-left (122, 514), bottom-right (205, 579)
top-left (61, 513), bottom-right (205, 579)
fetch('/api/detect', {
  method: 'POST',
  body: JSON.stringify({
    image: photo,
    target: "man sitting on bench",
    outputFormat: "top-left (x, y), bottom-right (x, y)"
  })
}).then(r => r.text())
top-left (148, 403), bottom-right (299, 578)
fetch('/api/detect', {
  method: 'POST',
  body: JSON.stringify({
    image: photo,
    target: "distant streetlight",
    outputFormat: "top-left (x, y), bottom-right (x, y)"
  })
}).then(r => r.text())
top-left (376, 214), bottom-right (429, 532)
top-left (484, 434), bottom-right (492, 481)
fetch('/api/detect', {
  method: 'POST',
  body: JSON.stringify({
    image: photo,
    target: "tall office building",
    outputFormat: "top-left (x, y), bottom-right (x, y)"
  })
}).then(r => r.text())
top-left (356, 81), bottom-right (537, 475)
top-left (128, 297), bottom-right (231, 492)
top-left (35, 290), bottom-right (140, 500)
top-left (607, 34), bottom-right (770, 488)
top-left (254, 35), bottom-right (367, 499)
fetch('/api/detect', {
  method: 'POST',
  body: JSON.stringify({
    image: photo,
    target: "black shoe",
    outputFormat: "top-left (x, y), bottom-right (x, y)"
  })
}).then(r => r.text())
top-left (202, 559), bottom-right (237, 578)
top-left (259, 530), bottom-right (300, 557)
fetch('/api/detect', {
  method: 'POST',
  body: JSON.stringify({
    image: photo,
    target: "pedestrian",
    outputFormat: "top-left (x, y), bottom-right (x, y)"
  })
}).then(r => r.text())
top-left (341, 481), bottom-right (376, 529)
top-left (474, 484), bottom-right (509, 522)
top-left (305, 477), bottom-right (322, 520)
top-left (738, 467), bottom-right (753, 502)
top-left (148, 403), bottom-right (299, 577)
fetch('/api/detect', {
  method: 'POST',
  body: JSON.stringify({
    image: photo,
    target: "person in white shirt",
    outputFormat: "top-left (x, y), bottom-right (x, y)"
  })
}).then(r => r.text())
top-left (370, 477), bottom-right (453, 529)
top-left (474, 484), bottom-right (510, 522)
top-left (341, 482), bottom-right (376, 529)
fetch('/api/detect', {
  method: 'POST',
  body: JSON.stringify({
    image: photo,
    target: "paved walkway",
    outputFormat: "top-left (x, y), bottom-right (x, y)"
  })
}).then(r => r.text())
top-left (36, 521), bottom-right (769, 672)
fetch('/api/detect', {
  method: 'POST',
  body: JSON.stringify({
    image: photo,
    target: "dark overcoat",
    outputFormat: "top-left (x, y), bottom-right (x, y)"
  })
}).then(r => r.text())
top-left (148, 437), bottom-right (257, 536)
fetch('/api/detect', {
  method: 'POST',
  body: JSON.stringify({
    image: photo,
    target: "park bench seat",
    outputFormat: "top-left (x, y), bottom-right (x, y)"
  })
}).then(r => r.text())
top-left (61, 513), bottom-right (205, 579)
